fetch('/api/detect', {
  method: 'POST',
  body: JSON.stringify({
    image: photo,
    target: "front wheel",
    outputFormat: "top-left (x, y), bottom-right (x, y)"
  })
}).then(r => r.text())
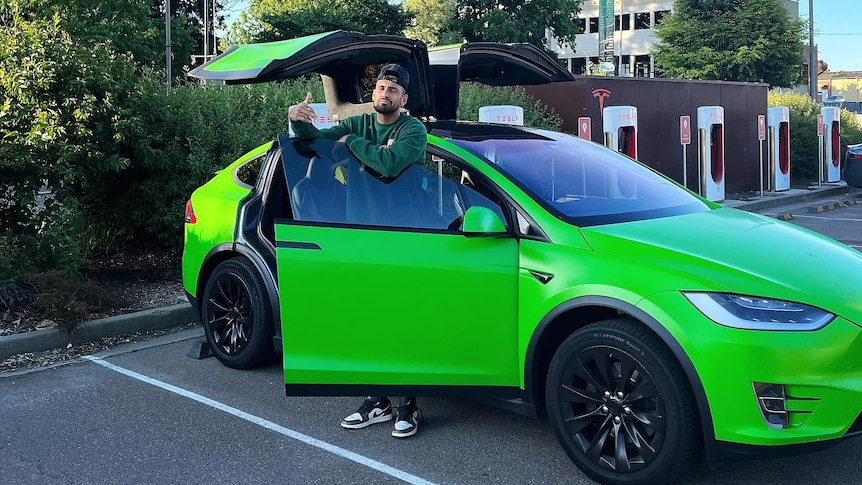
top-left (546, 319), bottom-right (699, 484)
top-left (201, 258), bottom-right (276, 369)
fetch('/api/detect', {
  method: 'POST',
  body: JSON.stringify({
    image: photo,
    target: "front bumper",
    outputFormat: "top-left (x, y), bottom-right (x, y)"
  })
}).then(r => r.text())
top-left (641, 292), bottom-right (862, 451)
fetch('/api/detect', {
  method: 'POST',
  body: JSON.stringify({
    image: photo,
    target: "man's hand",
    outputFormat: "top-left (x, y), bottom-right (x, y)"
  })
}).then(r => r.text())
top-left (289, 92), bottom-right (316, 123)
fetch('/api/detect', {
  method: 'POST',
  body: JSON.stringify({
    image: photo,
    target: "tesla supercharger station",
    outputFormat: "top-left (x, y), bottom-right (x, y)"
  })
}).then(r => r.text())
top-left (603, 106), bottom-right (638, 160)
top-left (479, 105), bottom-right (524, 126)
top-left (288, 103), bottom-right (335, 136)
top-left (767, 106), bottom-right (791, 191)
top-left (822, 106), bottom-right (841, 182)
top-left (697, 106), bottom-right (726, 202)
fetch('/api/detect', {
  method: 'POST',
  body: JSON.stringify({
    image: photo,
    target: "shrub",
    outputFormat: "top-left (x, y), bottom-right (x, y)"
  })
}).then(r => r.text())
top-left (457, 83), bottom-right (563, 131)
top-left (768, 91), bottom-right (862, 183)
top-left (78, 77), bottom-right (325, 253)
top-left (0, 7), bottom-right (138, 279)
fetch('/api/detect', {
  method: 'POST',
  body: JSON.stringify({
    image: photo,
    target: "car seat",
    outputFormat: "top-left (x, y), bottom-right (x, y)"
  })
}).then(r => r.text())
top-left (291, 156), bottom-right (347, 222)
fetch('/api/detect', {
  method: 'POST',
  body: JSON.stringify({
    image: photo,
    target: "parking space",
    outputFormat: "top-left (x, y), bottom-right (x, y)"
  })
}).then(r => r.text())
top-left (2, 330), bottom-right (860, 484)
top-left (757, 193), bottom-right (862, 251)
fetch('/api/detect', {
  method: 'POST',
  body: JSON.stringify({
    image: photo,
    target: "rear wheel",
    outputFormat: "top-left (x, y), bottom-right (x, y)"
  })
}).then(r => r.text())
top-left (546, 318), bottom-right (698, 484)
top-left (201, 258), bottom-right (276, 369)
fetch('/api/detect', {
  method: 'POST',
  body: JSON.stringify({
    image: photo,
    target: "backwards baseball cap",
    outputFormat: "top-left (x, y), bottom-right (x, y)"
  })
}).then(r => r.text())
top-left (376, 64), bottom-right (409, 90)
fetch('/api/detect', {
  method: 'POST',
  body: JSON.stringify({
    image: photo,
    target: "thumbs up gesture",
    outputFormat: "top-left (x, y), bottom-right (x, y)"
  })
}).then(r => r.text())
top-left (289, 92), bottom-right (316, 123)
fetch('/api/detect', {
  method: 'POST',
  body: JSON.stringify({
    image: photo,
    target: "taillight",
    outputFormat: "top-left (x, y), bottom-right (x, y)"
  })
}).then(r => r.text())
top-left (185, 200), bottom-right (197, 224)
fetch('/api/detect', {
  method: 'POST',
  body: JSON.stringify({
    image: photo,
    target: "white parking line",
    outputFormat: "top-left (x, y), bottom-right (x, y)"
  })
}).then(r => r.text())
top-left (83, 356), bottom-right (435, 485)
top-left (789, 214), bottom-right (862, 222)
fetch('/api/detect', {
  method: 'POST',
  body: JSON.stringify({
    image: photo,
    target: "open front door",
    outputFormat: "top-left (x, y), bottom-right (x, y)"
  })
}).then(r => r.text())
top-left (274, 138), bottom-right (521, 398)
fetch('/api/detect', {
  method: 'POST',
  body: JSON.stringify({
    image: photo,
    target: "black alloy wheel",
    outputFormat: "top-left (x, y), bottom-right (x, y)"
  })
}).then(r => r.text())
top-left (201, 257), bottom-right (275, 369)
top-left (546, 318), bottom-right (699, 484)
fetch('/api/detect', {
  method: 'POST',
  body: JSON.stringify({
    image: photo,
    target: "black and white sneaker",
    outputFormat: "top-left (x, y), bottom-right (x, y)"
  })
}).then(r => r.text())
top-left (340, 397), bottom-right (393, 429)
top-left (391, 402), bottom-right (421, 438)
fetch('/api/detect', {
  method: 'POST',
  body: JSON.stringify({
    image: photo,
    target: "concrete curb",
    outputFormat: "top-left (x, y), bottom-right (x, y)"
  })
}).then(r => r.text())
top-left (0, 303), bottom-right (198, 360)
top-left (722, 183), bottom-right (861, 212)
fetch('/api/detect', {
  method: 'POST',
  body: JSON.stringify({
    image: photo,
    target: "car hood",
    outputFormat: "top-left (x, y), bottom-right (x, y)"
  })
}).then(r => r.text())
top-left (580, 207), bottom-right (862, 321)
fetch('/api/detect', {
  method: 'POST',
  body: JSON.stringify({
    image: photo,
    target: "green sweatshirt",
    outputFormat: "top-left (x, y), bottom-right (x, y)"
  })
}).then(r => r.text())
top-left (291, 112), bottom-right (427, 178)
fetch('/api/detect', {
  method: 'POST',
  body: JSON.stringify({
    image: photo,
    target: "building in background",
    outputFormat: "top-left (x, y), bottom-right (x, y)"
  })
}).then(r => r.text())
top-left (818, 71), bottom-right (862, 112)
top-left (549, 0), bottom-right (800, 78)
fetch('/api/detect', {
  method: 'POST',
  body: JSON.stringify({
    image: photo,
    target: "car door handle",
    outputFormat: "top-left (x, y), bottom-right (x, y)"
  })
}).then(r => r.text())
top-left (277, 241), bottom-right (322, 250)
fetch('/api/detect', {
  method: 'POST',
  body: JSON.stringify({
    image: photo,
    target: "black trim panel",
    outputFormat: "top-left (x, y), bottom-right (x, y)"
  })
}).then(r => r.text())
top-left (276, 241), bottom-right (322, 250)
top-left (711, 437), bottom-right (847, 464)
top-left (285, 384), bottom-right (520, 399)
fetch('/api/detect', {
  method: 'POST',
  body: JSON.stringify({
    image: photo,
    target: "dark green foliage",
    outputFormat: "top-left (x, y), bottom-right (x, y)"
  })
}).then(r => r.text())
top-left (450, 0), bottom-right (581, 58)
top-left (0, 6), bottom-right (139, 278)
top-left (768, 91), bottom-right (862, 182)
top-left (652, 0), bottom-right (803, 87)
top-left (8, 0), bottom-right (196, 78)
top-left (79, 78), bottom-right (325, 252)
top-left (456, 83), bottom-right (563, 131)
top-left (239, 0), bottom-right (412, 43)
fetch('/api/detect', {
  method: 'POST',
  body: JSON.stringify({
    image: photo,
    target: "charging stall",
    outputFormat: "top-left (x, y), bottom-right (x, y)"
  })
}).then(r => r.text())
top-left (697, 106), bottom-right (725, 202)
top-left (479, 105), bottom-right (524, 126)
top-left (603, 106), bottom-right (638, 160)
top-left (767, 107), bottom-right (791, 191)
top-left (288, 103), bottom-right (335, 136)
top-left (821, 107), bottom-right (841, 182)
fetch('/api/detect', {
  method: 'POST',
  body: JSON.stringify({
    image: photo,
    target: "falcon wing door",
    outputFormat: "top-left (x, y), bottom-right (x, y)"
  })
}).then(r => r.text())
top-left (428, 42), bottom-right (574, 120)
top-left (189, 30), bottom-right (435, 119)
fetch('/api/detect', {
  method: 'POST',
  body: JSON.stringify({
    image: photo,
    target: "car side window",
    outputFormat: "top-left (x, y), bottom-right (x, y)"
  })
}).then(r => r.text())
top-left (282, 138), bottom-right (509, 232)
top-left (421, 151), bottom-right (511, 232)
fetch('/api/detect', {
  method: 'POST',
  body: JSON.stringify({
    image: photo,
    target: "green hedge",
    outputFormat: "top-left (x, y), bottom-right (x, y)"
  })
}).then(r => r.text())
top-left (767, 91), bottom-right (862, 182)
top-left (78, 78), bottom-right (324, 253)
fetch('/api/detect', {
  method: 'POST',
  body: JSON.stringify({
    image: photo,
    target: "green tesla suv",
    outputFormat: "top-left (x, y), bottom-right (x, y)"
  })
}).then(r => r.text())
top-left (182, 31), bottom-right (862, 484)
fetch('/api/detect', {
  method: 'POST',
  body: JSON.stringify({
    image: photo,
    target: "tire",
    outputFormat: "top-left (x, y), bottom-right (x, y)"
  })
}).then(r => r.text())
top-left (546, 318), bottom-right (698, 485)
top-left (201, 257), bottom-right (276, 369)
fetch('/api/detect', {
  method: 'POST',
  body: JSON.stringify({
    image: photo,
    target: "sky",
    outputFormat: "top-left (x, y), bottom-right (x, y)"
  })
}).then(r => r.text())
top-left (220, 0), bottom-right (862, 72)
top-left (802, 0), bottom-right (862, 72)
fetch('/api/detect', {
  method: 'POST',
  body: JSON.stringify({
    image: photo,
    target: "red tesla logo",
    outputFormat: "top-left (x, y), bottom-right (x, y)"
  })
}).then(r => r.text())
top-left (592, 88), bottom-right (611, 114)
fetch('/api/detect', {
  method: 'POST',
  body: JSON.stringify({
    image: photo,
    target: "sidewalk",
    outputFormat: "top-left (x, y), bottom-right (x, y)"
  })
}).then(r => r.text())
top-left (1, 181), bottom-right (860, 361)
top-left (722, 181), bottom-right (860, 212)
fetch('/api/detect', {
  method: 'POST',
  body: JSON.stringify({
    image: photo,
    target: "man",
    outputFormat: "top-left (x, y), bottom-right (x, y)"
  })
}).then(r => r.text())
top-left (288, 63), bottom-right (427, 178)
top-left (288, 64), bottom-right (426, 438)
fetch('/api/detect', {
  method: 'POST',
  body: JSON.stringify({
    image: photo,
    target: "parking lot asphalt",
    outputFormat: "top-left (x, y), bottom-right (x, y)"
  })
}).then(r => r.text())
top-left (1, 181), bottom-right (859, 361)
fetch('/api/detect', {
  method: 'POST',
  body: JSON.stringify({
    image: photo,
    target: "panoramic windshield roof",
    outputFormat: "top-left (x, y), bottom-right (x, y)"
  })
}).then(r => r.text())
top-left (451, 134), bottom-right (708, 226)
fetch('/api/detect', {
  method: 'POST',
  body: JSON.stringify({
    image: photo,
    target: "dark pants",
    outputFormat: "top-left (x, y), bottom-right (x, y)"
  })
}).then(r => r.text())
top-left (371, 396), bottom-right (415, 407)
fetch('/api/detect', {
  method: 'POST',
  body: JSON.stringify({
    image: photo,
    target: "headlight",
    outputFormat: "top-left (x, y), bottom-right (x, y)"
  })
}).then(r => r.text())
top-left (683, 292), bottom-right (834, 331)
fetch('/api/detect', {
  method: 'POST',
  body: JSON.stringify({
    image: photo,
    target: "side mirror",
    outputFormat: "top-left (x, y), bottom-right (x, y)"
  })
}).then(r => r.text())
top-left (463, 206), bottom-right (508, 236)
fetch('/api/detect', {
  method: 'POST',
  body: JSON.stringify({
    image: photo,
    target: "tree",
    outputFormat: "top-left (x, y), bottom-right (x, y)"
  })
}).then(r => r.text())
top-left (449, 0), bottom-right (582, 56)
top-left (652, 0), bottom-right (804, 87)
top-left (151, 0), bottom-right (230, 62)
top-left (10, 0), bottom-right (196, 76)
top-left (403, 0), bottom-right (460, 47)
top-left (0, 4), bottom-right (139, 276)
top-left (228, 0), bottom-right (412, 44)
top-left (818, 60), bottom-right (829, 75)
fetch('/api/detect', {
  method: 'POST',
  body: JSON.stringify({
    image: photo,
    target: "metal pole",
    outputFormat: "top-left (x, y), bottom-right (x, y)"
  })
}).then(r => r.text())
top-left (759, 139), bottom-right (764, 197)
top-left (818, 133), bottom-right (823, 186)
top-left (213, 0), bottom-right (218, 56)
top-left (204, 0), bottom-right (209, 62)
top-left (682, 145), bottom-right (687, 189)
top-left (809, 0), bottom-right (817, 101)
top-left (165, 0), bottom-right (171, 91)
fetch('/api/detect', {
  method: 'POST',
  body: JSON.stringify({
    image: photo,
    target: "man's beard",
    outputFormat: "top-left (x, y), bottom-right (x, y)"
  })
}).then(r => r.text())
top-left (374, 103), bottom-right (400, 115)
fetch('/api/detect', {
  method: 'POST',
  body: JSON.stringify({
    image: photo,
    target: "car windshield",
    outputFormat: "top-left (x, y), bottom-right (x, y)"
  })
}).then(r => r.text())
top-left (451, 133), bottom-right (709, 226)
